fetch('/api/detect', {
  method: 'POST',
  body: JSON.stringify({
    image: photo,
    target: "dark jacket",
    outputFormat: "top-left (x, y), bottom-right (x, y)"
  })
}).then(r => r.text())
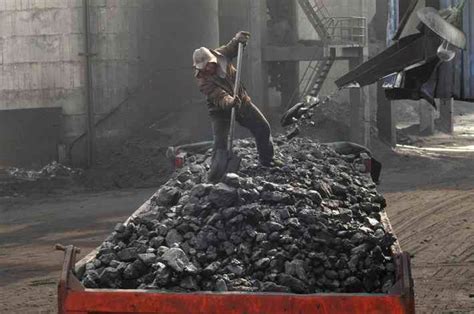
top-left (196, 38), bottom-right (251, 111)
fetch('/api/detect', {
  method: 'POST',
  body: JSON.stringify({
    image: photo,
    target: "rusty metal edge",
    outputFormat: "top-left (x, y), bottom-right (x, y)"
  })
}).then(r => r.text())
top-left (380, 210), bottom-right (402, 255)
top-left (58, 245), bottom-right (81, 314)
top-left (380, 210), bottom-right (404, 292)
top-left (380, 210), bottom-right (414, 312)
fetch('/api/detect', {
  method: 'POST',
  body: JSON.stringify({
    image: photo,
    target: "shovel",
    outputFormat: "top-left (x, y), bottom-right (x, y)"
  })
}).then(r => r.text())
top-left (210, 43), bottom-right (244, 182)
top-left (225, 42), bottom-right (245, 174)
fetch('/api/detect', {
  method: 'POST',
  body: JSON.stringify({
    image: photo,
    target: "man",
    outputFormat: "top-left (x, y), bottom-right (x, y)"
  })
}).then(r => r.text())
top-left (193, 31), bottom-right (274, 182)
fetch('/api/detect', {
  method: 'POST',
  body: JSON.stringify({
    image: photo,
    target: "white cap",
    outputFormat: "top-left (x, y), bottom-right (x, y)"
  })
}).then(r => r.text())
top-left (193, 47), bottom-right (217, 70)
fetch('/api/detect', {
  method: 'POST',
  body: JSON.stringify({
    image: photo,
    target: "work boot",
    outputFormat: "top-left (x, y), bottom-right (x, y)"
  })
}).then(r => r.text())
top-left (260, 158), bottom-right (284, 168)
top-left (272, 159), bottom-right (285, 167)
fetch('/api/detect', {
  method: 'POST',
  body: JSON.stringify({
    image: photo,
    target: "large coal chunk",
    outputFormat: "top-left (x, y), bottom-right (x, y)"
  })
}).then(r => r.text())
top-left (278, 274), bottom-right (309, 293)
top-left (155, 186), bottom-right (181, 206)
top-left (208, 183), bottom-right (238, 207)
top-left (161, 248), bottom-right (197, 273)
top-left (123, 260), bottom-right (147, 280)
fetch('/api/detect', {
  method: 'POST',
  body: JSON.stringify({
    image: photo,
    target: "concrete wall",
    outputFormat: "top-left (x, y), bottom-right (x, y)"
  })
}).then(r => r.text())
top-left (218, 0), bottom-right (252, 99)
top-left (0, 0), bottom-right (219, 167)
top-left (0, 0), bottom-right (84, 114)
top-left (0, 0), bottom-right (84, 166)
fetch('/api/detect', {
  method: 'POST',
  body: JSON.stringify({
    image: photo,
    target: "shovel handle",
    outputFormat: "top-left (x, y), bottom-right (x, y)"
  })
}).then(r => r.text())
top-left (228, 43), bottom-right (245, 152)
top-left (228, 107), bottom-right (236, 152)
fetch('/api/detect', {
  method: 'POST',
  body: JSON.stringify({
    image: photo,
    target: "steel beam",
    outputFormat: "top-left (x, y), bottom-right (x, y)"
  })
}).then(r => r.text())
top-left (83, 0), bottom-right (95, 167)
top-left (438, 98), bottom-right (454, 134)
top-left (263, 45), bottom-right (325, 61)
top-left (249, 0), bottom-right (269, 113)
top-left (376, 81), bottom-right (397, 146)
top-left (349, 47), bottom-right (370, 147)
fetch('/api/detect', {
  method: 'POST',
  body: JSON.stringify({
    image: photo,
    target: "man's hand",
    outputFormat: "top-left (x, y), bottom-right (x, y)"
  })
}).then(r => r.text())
top-left (232, 96), bottom-right (242, 110)
top-left (235, 31), bottom-right (251, 44)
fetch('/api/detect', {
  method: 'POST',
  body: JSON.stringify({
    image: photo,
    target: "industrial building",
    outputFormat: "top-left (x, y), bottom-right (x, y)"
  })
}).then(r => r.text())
top-left (0, 1), bottom-right (472, 313)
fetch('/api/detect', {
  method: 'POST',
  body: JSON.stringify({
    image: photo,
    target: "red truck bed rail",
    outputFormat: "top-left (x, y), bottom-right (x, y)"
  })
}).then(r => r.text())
top-left (58, 247), bottom-right (414, 313)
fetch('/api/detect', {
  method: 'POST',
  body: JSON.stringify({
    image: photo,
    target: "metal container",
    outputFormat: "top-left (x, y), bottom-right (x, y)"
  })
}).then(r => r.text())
top-left (57, 192), bottom-right (415, 314)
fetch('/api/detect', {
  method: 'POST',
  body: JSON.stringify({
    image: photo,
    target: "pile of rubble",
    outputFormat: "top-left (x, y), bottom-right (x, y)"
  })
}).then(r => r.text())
top-left (1, 162), bottom-right (83, 197)
top-left (79, 138), bottom-right (172, 190)
top-left (6, 161), bottom-right (82, 181)
top-left (80, 136), bottom-right (396, 294)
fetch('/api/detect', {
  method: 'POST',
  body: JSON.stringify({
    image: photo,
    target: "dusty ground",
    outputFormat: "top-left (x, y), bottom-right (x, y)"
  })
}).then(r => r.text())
top-left (1, 112), bottom-right (473, 313)
top-left (0, 188), bottom-right (156, 313)
top-left (378, 110), bottom-right (474, 313)
top-left (381, 156), bottom-right (474, 314)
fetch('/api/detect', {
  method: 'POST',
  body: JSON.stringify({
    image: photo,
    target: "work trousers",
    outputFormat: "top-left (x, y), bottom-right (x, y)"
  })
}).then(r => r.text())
top-left (208, 102), bottom-right (274, 182)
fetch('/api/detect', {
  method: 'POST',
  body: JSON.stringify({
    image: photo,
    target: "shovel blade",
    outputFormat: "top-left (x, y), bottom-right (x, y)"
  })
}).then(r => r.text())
top-left (226, 154), bottom-right (241, 174)
top-left (208, 149), bottom-right (229, 183)
top-left (208, 150), bottom-right (241, 183)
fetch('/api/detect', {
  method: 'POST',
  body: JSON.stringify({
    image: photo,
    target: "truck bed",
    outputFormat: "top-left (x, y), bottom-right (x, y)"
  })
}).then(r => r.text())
top-left (56, 190), bottom-right (415, 314)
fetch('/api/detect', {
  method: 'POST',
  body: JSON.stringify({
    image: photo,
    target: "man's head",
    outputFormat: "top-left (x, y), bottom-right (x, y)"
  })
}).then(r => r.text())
top-left (193, 47), bottom-right (218, 76)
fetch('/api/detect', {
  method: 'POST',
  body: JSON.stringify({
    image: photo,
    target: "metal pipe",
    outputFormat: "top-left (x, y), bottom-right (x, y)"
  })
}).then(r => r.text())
top-left (83, 0), bottom-right (95, 167)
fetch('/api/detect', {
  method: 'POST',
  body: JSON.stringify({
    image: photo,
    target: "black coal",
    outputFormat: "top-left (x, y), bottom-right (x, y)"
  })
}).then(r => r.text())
top-left (80, 136), bottom-right (396, 294)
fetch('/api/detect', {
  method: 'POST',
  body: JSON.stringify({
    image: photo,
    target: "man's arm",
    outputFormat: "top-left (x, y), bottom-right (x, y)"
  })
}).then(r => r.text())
top-left (198, 79), bottom-right (237, 110)
top-left (215, 31), bottom-right (250, 60)
top-left (215, 37), bottom-right (239, 60)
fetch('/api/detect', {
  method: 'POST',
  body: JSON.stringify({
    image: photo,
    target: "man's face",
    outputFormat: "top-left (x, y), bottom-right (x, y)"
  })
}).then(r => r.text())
top-left (202, 62), bottom-right (217, 76)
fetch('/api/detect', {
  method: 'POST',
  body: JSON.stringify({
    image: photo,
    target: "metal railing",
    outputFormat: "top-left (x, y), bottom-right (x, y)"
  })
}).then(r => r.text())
top-left (326, 16), bottom-right (367, 46)
top-left (298, 0), bottom-right (367, 47)
top-left (311, 0), bottom-right (332, 21)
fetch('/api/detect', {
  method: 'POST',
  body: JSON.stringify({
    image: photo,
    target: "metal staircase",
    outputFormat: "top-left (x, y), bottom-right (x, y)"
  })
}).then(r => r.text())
top-left (287, 48), bottom-right (335, 106)
top-left (305, 48), bottom-right (335, 97)
top-left (297, 0), bottom-right (332, 43)
top-left (297, 0), bottom-right (367, 46)
top-left (286, 0), bottom-right (367, 107)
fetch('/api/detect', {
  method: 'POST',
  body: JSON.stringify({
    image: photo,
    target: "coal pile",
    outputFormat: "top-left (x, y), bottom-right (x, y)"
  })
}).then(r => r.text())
top-left (80, 136), bottom-right (396, 294)
top-left (1, 162), bottom-right (83, 197)
top-left (79, 137), bottom-right (172, 190)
